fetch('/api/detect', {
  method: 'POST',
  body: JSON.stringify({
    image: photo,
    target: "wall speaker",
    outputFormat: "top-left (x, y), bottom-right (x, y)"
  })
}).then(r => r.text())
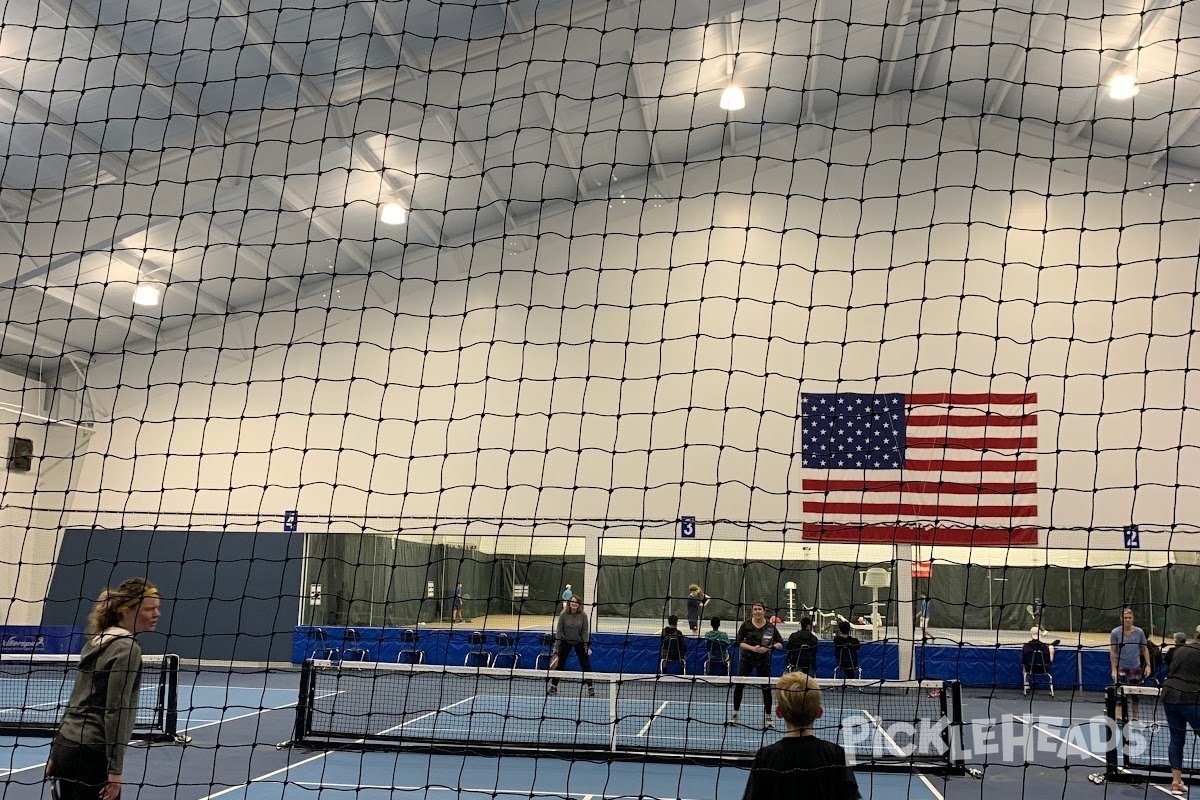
top-left (7, 437), bottom-right (33, 472)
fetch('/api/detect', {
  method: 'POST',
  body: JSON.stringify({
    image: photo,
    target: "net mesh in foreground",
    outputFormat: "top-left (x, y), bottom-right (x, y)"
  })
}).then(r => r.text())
top-left (0, 653), bottom-right (182, 743)
top-left (1096, 684), bottom-right (1200, 785)
top-left (291, 661), bottom-right (963, 770)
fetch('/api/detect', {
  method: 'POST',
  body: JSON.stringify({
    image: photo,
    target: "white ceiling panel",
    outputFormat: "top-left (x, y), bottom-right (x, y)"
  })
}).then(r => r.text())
top-left (1, 0), bottom-right (1198, 373)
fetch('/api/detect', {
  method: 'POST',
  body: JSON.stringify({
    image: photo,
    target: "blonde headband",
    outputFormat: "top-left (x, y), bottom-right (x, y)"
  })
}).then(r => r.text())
top-left (115, 587), bottom-right (158, 612)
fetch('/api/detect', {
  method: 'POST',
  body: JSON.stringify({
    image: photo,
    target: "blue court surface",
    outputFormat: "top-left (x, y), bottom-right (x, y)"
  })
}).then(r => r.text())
top-left (2, 672), bottom-right (1197, 800)
top-left (208, 750), bottom-right (944, 800)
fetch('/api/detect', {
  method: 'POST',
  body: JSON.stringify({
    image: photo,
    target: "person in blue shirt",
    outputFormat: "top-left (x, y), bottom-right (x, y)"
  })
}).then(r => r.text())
top-left (1110, 607), bottom-right (1151, 720)
top-left (561, 584), bottom-right (573, 612)
top-left (915, 593), bottom-right (931, 639)
top-left (452, 582), bottom-right (464, 622)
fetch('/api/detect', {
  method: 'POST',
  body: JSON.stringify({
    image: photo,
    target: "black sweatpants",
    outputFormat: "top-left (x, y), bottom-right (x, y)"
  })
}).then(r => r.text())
top-left (733, 659), bottom-right (773, 713)
top-left (47, 740), bottom-right (110, 800)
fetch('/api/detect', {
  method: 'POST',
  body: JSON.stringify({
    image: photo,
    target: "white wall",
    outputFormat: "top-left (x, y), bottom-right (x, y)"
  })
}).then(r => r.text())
top-left (60, 105), bottom-right (1200, 564)
top-left (0, 369), bottom-right (92, 622)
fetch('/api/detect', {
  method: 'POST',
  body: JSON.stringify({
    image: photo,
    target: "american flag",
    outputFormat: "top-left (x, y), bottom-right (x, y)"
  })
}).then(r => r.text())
top-left (800, 392), bottom-right (1038, 546)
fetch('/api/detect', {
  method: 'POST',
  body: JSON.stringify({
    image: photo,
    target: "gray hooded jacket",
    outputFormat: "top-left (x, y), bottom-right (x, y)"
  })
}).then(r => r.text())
top-left (54, 627), bottom-right (143, 774)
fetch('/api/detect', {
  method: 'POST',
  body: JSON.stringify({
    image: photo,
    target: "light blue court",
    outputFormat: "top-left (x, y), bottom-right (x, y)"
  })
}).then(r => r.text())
top-left (353, 693), bottom-right (947, 763)
top-left (1021, 715), bottom-right (1200, 771)
top-left (216, 750), bottom-right (944, 800)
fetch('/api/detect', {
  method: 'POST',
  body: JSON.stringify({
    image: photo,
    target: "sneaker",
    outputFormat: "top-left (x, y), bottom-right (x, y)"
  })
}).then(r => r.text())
top-left (764, 715), bottom-right (774, 729)
top-left (728, 711), bottom-right (740, 725)
top-left (547, 685), bottom-right (557, 695)
top-left (587, 686), bottom-right (595, 698)
top-left (1050, 639), bottom-right (1061, 647)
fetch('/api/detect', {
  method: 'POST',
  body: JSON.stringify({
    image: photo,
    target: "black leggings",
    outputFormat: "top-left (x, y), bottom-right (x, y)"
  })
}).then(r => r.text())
top-left (733, 659), bottom-right (772, 712)
top-left (47, 741), bottom-right (109, 800)
top-left (550, 642), bottom-right (594, 687)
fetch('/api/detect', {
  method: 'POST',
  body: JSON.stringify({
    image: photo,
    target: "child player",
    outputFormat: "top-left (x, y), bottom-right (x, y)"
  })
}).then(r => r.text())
top-left (741, 671), bottom-right (860, 800)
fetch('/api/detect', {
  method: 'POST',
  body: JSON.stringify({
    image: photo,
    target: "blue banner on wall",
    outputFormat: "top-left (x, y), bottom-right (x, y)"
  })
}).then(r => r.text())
top-left (0, 626), bottom-right (82, 655)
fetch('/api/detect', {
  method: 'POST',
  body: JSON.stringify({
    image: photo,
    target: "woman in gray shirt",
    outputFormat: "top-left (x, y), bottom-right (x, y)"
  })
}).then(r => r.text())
top-left (46, 578), bottom-right (161, 800)
top-left (548, 595), bottom-right (595, 696)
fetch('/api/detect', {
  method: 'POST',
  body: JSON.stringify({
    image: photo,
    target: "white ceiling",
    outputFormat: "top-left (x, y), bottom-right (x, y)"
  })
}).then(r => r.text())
top-left (1, 0), bottom-right (1197, 380)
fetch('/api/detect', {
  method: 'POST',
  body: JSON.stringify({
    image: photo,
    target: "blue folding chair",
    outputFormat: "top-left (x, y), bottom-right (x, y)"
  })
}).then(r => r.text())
top-left (493, 633), bottom-right (520, 668)
top-left (535, 633), bottom-right (557, 670)
top-left (342, 628), bottom-right (370, 661)
top-left (660, 638), bottom-right (687, 675)
top-left (310, 628), bottom-right (340, 661)
top-left (704, 639), bottom-right (730, 675)
top-left (398, 629), bottom-right (425, 664)
top-left (465, 631), bottom-right (492, 667)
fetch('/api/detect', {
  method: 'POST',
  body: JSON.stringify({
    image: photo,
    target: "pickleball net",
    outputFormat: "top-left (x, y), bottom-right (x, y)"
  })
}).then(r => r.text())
top-left (1095, 684), bottom-right (1200, 785)
top-left (290, 660), bottom-right (964, 771)
top-left (0, 653), bottom-right (183, 743)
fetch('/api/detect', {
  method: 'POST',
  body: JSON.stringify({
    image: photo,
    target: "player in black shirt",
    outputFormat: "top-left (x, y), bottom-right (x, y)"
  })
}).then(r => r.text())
top-left (730, 600), bottom-right (783, 727)
top-left (742, 671), bottom-right (860, 800)
top-left (786, 617), bottom-right (820, 674)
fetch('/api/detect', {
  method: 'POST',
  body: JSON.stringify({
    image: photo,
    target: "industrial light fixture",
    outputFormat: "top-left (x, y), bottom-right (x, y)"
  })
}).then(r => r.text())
top-left (1108, 73), bottom-right (1139, 99)
top-left (379, 201), bottom-right (407, 225)
top-left (719, 85), bottom-right (746, 111)
top-left (132, 283), bottom-right (161, 306)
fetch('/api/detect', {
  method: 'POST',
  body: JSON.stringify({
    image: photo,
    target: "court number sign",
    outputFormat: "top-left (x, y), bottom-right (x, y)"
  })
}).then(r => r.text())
top-left (1123, 524), bottom-right (1140, 549)
top-left (679, 516), bottom-right (696, 538)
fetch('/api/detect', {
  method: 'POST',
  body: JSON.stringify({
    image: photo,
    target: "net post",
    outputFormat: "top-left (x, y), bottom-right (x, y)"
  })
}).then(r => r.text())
top-left (163, 654), bottom-right (179, 741)
top-left (293, 658), bottom-right (316, 746)
top-left (1104, 685), bottom-right (1121, 781)
top-left (945, 680), bottom-right (965, 773)
top-left (607, 677), bottom-right (618, 753)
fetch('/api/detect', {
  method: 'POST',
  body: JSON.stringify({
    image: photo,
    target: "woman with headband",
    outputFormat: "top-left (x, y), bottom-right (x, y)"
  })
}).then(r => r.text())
top-left (46, 578), bottom-right (161, 800)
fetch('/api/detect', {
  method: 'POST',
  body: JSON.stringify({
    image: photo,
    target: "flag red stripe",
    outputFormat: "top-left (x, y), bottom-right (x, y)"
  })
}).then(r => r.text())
top-left (804, 501), bottom-right (1038, 519)
top-left (904, 458), bottom-right (1037, 472)
top-left (906, 392), bottom-right (1036, 405)
top-left (802, 479), bottom-right (1038, 494)
top-left (906, 436), bottom-right (1038, 449)
top-left (801, 523), bottom-right (1039, 546)
top-left (905, 414), bottom-right (1038, 427)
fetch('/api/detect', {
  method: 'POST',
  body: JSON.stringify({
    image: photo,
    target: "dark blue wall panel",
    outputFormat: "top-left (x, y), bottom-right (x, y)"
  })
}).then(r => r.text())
top-left (43, 529), bottom-right (302, 662)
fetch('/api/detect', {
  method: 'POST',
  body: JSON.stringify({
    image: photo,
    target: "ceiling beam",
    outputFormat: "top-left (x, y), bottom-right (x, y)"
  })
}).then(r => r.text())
top-left (0, 82), bottom-right (129, 185)
top-left (627, 62), bottom-right (668, 182)
top-left (433, 114), bottom-right (517, 234)
top-left (1144, 84), bottom-right (1200, 174)
top-left (38, 0), bottom-right (223, 148)
top-left (531, 82), bottom-right (592, 200)
top-left (180, 215), bottom-right (303, 295)
top-left (0, 322), bottom-right (82, 361)
top-left (343, 0), bottom-right (616, 101)
top-left (1063, 0), bottom-right (1175, 145)
top-left (348, 1), bottom-right (457, 247)
top-left (31, 285), bottom-right (162, 343)
top-left (222, 0), bottom-right (443, 252)
top-left (881, 0), bottom-right (918, 95)
top-left (261, 176), bottom-right (377, 275)
top-left (802, 0), bottom-right (827, 123)
top-left (985, 4), bottom-right (1056, 120)
top-left (913, 0), bottom-right (951, 92)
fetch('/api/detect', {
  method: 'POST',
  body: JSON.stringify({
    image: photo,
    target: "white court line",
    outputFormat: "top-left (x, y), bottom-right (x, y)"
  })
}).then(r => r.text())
top-left (197, 695), bottom-right (478, 800)
top-left (0, 691), bottom-right (339, 781)
top-left (636, 702), bottom-right (669, 737)
top-left (861, 710), bottom-right (944, 800)
top-left (1011, 716), bottom-right (1103, 762)
top-left (1013, 716), bottom-right (1178, 798)
top-left (291, 783), bottom-right (698, 800)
